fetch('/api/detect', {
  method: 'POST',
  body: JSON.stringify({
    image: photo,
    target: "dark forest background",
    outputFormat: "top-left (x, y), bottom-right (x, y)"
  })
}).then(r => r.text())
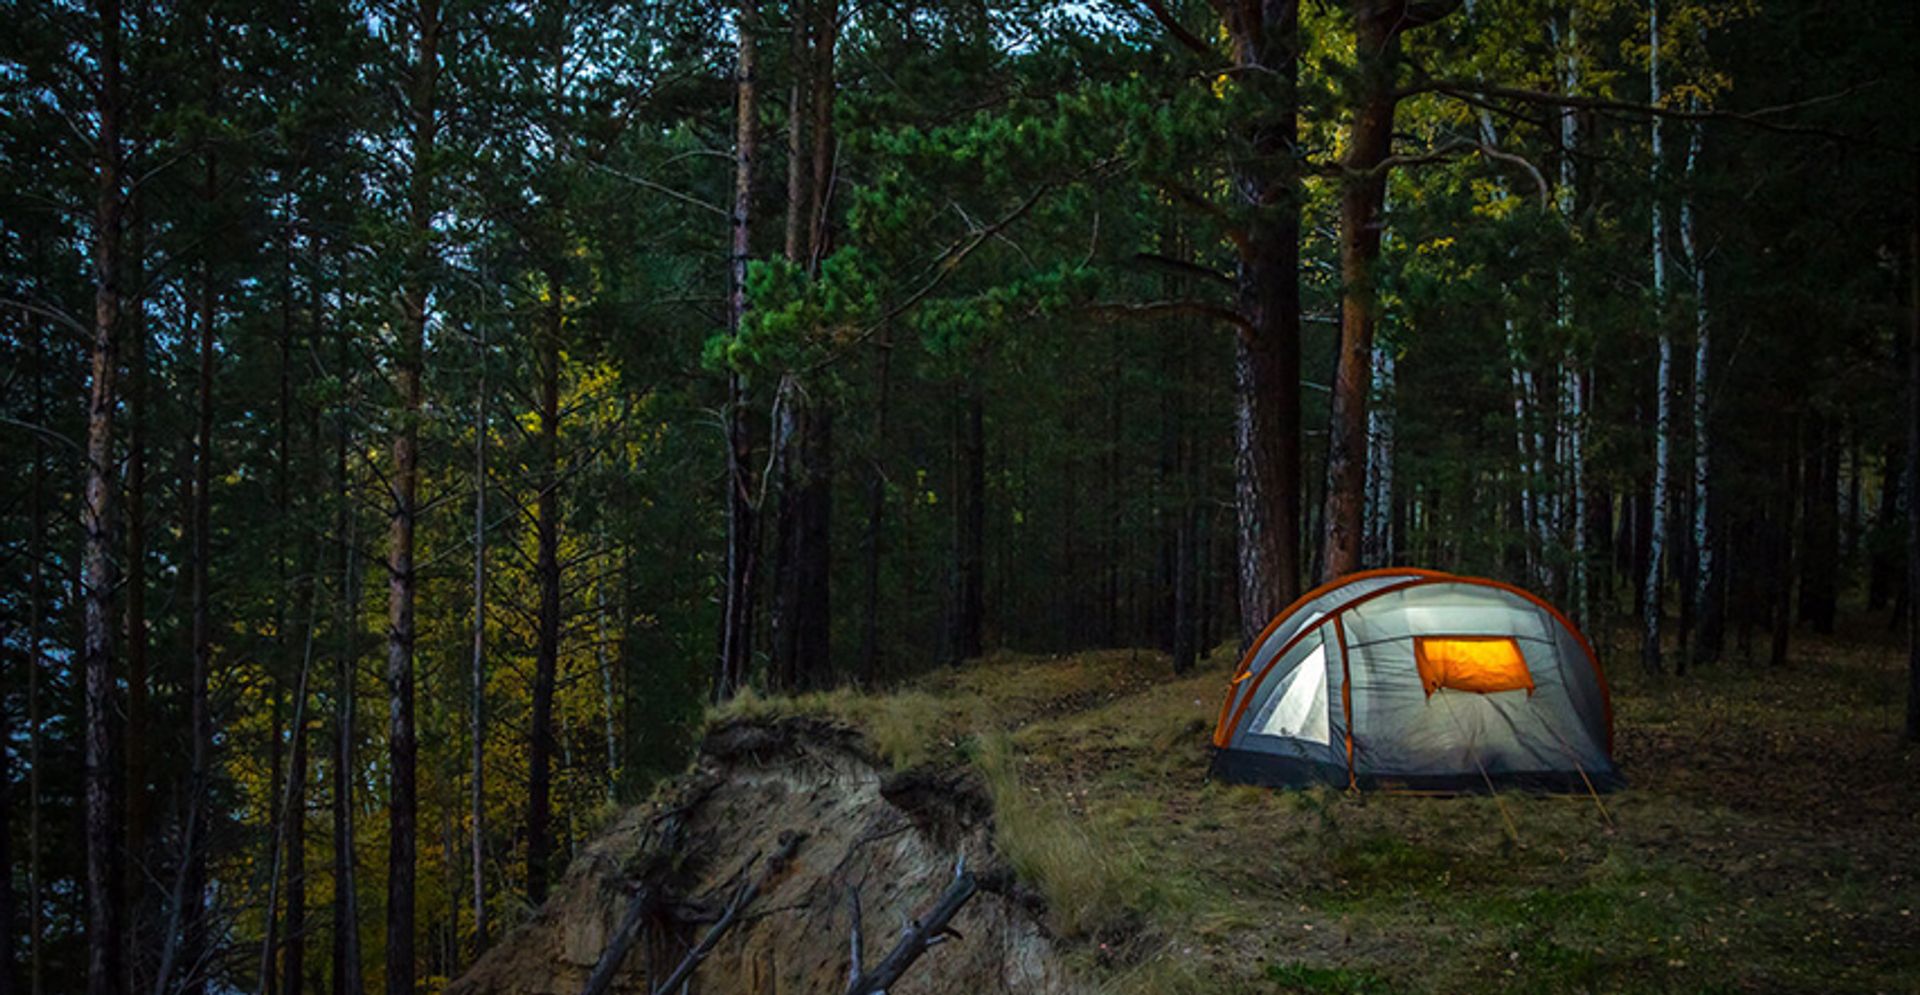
top-left (1, 0), bottom-right (1916, 993)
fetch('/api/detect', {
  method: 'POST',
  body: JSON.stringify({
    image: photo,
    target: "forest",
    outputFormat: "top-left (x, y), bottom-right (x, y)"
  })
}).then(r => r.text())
top-left (1, 0), bottom-right (1916, 992)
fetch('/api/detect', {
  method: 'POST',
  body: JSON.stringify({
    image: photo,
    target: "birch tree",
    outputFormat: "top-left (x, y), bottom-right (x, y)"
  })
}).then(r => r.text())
top-left (1643, 0), bottom-right (1673, 674)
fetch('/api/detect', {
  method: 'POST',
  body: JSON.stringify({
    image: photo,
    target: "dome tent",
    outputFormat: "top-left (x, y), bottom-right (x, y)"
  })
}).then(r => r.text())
top-left (1210, 568), bottom-right (1621, 792)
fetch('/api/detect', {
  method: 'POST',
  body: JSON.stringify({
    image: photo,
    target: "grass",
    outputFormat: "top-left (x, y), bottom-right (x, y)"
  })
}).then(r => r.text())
top-left (715, 613), bottom-right (1920, 993)
top-left (975, 730), bottom-right (1166, 941)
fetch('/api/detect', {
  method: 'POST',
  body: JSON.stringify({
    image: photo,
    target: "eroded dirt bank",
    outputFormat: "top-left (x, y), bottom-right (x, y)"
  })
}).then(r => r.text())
top-left (448, 716), bottom-right (1077, 995)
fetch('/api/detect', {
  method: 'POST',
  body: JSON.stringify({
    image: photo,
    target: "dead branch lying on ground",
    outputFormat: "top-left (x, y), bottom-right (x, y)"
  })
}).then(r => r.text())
top-left (844, 855), bottom-right (980, 995)
top-left (646, 831), bottom-right (806, 995)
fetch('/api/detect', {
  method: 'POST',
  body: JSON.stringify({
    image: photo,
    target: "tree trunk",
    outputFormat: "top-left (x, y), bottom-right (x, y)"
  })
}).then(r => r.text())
top-left (1683, 122), bottom-right (1720, 664)
top-left (123, 202), bottom-right (150, 920)
top-left (83, 4), bottom-right (126, 994)
top-left (1906, 179), bottom-right (1919, 740)
top-left (1321, 2), bottom-right (1408, 582)
top-left (386, 4), bottom-right (440, 988)
top-left (469, 322), bottom-right (489, 955)
top-left (783, 0), bottom-right (808, 263)
top-left (1364, 344), bottom-right (1396, 568)
top-left (527, 274), bottom-right (563, 905)
top-left (718, 1), bottom-right (760, 703)
top-left (806, 0), bottom-right (837, 270)
top-left (770, 2), bottom-right (837, 690)
top-left (330, 289), bottom-right (364, 995)
top-left (1228, 0), bottom-right (1303, 646)
top-left (1642, 0), bottom-right (1671, 675)
top-left (278, 262), bottom-right (313, 995)
top-left (1558, 15), bottom-right (1591, 623)
top-left (26, 319), bottom-right (47, 995)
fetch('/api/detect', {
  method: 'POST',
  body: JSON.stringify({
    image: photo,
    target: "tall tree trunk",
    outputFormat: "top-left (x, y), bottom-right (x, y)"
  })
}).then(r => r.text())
top-left (1906, 180), bottom-right (1919, 741)
top-left (1642, 0), bottom-right (1671, 674)
top-left (468, 323), bottom-right (489, 954)
top-left (181, 245), bottom-right (219, 995)
top-left (330, 289), bottom-right (364, 995)
top-left (1683, 121), bottom-right (1719, 664)
top-left (527, 274), bottom-right (562, 905)
top-left (277, 295), bottom-right (319, 995)
top-left (717, 1), bottom-right (760, 703)
top-left (82, 4), bottom-right (126, 994)
top-left (806, 0), bottom-right (837, 270)
top-left (1364, 344), bottom-right (1396, 568)
top-left (123, 202), bottom-right (150, 923)
top-left (1322, 1), bottom-right (1418, 582)
top-left (1558, 12), bottom-right (1590, 623)
top-left (386, 4), bottom-right (440, 989)
top-left (770, 1), bottom-right (837, 690)
top-left (1227, 0), bottom-right (1303, 646)
top-left (27, 319), bottom-right (47, 995)
top-left (783, 0), bottom-right (808, 263)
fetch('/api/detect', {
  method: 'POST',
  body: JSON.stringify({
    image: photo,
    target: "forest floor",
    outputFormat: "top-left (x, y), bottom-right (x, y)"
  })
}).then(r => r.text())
top-left (722, 609), bottom-right (1920, 994)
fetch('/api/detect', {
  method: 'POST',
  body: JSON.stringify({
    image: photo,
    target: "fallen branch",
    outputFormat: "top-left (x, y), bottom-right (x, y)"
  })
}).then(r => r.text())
top-left (648, 831), bottom-right (806, 995)
top-left (578, 886), bottom-right (654, 995)
top-left (844, 856), bottom-right (979, 995)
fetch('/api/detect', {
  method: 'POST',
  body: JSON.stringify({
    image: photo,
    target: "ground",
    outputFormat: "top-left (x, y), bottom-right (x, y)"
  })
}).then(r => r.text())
top-left (722, 610), bottom-right (1920, 994)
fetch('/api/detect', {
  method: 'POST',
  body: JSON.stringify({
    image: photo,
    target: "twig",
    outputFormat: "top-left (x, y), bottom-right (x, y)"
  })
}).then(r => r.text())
top-left (845, 886), bottom-right (863, 993)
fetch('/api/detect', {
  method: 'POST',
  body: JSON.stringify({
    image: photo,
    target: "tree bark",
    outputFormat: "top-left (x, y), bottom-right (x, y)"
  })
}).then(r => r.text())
top-left (469, 322), bottom-right (489, 954)
top-left (1322, 2), bottom-right (1439, 582)
top-left (783, 0), bottom-right (808, 263)
top-left (770, 2), bottom-right (837, 690)
top-left (807, 0), bottom-right (837, 271)
top-left (717, 0), bottom-right (760, 703)
top-left (1906, 182), bottom-right (1919, 740)
top-left (527, 272), bottom-right (563, 905)
top-left (82, 4), bottom-right (127, 994)
top-left (123, 200), bottom-right (150, 914)
top-left (1364, 344), bottom-right (1396, 568)
top-left (386, 4), bottom-right (440, 990)
top-left (330, 286), bottom-right (364, 995)
top-left (26, 319), bottom-right (47, 995)
top-left (1226, 0), bottom-right (1304, 646)
top-left (1642, 0), bottom-right (1672, 675)
top-left (1684, 119), bottom-right (1721, 663)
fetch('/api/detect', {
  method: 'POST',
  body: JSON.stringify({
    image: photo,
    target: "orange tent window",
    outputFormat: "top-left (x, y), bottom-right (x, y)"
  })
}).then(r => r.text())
top-left (1414, 637), bottom-right (1534, 696)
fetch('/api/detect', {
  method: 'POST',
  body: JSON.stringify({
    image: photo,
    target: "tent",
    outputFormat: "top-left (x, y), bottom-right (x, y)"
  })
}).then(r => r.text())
top-left (1210, 568), bottom-right (1622, 792)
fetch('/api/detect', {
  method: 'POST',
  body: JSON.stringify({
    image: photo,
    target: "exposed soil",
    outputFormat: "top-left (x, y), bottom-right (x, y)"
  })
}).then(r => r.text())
top-left (448, 716), bottom-right (1077, 995)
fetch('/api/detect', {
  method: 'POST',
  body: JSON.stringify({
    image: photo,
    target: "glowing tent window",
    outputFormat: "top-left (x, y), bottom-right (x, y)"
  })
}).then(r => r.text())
top-left (1414, 637), bottom-right (1534, 697)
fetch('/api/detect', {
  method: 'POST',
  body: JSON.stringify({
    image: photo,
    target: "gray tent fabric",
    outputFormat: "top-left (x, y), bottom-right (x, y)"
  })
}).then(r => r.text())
top-left (1211, 570), bottom-right (1621, 793)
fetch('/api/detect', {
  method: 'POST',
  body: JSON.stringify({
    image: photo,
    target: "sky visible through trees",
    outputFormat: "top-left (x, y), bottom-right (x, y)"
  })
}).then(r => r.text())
top-left (0, 0), bottom-right (1916, 993)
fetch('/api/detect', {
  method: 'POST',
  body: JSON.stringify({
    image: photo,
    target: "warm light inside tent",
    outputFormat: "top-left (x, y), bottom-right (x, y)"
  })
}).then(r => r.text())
top-left (1414, 637), bottom-right (1533, 696)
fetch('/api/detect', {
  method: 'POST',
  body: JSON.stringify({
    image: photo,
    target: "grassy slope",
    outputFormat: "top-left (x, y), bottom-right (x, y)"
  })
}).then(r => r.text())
top-left (713, 617), bottom-right (1920, 994)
